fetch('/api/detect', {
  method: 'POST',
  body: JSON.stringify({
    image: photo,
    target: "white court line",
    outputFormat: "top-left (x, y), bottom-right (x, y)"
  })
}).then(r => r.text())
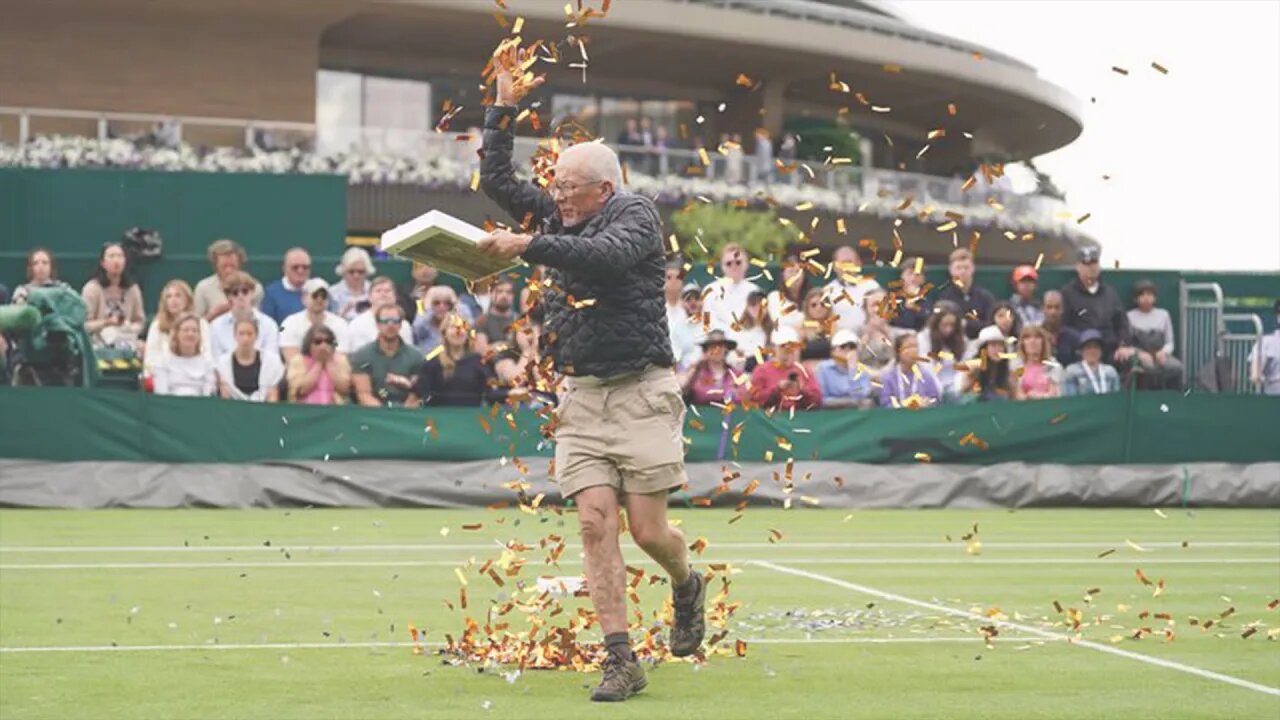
top-left (1, 557), bottom-right (1274, 571)
top-left (0, 636), bottom-right (1041, 654)
top-left (754, 561), bottom-right (1280, 698)
top-left (1, 541), bottom-right (1275, 553)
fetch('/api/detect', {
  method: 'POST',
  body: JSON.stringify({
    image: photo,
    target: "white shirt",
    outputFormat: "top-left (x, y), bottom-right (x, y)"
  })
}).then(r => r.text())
top-left (209, 309), bottom-right (280, 359)
top-left (152, 355), bottom-right (217, 397)
top-left (215, 350), bottom-right (285, 402)
top-left (347, 309), bottom-right (414, 351)
top-left (765, 290), bottom-right (805, 330)
top-left (144, 317), bottom-right (215, 372)
top-left (730, 326), bottom-right (768, 368)
top-left (702, 277), bottom-right (760, 332)
top-left (280, 310), bottom-right (352, 354)
top-left (824, 278), bottom-right (881, 332)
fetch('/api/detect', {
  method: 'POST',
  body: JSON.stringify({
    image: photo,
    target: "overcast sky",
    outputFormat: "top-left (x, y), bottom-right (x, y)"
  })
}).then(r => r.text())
top-left (896, 0), bottom-right (1280, 272)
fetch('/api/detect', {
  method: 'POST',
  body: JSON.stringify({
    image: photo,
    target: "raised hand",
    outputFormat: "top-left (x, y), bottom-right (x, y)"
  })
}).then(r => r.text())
top-left (491, 41), bottom-right (546, 107)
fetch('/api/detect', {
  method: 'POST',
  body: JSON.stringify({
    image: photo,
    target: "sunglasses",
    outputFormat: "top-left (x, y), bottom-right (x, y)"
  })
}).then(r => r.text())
top-left (311, 337), bottom-right (334, 346)
top-left (377, 317), bottom-right (402, 325)
top-left (838, 343), bottom-right (858, 350)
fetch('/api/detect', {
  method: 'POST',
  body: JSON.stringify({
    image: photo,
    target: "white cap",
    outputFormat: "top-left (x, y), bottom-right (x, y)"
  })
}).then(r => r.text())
top-left (303, 277), bottom-right (330, 296)
top-left (977, 324), bottom-right (1006, 345)
top-left (831, 329), bottom-right (859, 348)
top-left (772, 326), bottom-right (802, 346)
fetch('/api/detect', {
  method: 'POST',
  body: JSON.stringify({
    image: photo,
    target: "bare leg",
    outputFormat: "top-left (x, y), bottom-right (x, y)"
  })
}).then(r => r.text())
top-left (625, 491), bottom-right (691, 586)
top-left (575, 485), bottom-right (628, 635)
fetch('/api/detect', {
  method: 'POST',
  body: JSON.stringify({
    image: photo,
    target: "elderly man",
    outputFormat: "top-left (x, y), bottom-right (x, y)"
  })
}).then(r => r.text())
top-left (260, 247), bottom-right (312, 325)
top-left (193, 239), bottom-right (263, 321)
top-left (475, 44), bottom-right (703, 704)
top-left (1060, 246), bottom-right (1134, 366)
top-left (702, 243), bottom-right (761, 332)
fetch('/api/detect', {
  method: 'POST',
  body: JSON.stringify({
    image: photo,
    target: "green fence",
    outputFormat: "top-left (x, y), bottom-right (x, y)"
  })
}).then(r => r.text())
top-left (1, 386), bottom-right (1276, 466)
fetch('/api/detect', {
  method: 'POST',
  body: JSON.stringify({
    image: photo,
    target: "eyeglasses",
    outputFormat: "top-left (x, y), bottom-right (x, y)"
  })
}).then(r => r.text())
top-left (432, 300), bottom-right (454, 307)
top-left (311, 337), bottom-right (334, 346)
top-left (550, 179), bottom-right (603, 197)
top-left (290, 264), bottom-right (311, 271)
top-left (347, 268), bottom-right (367, 275)
top-left (377, 317), bottom-right (402, 325)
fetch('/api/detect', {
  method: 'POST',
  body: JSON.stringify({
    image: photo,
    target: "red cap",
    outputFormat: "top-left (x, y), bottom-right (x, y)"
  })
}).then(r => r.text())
top-left (1011, 265), bottom-right (1038, 283)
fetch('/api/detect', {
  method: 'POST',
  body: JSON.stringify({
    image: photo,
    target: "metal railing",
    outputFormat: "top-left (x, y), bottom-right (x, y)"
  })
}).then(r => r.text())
top-left (1179, 281), bottom-right (1224, 389)
top-left (0, 105), bottom-right (314, 150)
top-left (1222, 313), bottom-right (1265, 394)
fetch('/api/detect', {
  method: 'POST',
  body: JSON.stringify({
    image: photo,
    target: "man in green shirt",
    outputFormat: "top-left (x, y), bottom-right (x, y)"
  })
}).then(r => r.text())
top-left (351, 304), bottom-right (421, 407)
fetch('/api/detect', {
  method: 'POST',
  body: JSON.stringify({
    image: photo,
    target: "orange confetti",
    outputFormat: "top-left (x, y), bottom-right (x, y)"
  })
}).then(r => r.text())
top-left (462, 523), bottom-right (483, 531)
top-left (1151, 61), bottom-right (1169, 75)
top-left (735, 639), bottom-right (748, 657)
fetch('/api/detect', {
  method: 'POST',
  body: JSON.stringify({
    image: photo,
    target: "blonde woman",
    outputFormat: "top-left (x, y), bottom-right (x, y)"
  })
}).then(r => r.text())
top-left (412, 285), bottom-right (462, 354)
top-left (145, 280), bottom-right (213, 371)
top-left (151, 314), bottom-right (217, 397)
top-left (330, 247), bottom-right (376, 321)
top-left (1015, 324), bottom-right (1061, 400)
top-left (412, 314), bottom-right (492, 406)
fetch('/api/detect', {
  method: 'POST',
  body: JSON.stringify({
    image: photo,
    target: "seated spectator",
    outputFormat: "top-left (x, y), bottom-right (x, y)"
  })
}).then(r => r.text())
top-left (675, 282), bottom-right (707, 368)
top-left (151, 314), bottom-right (217, 397)
top-left (260, 247), bottom-right (312, 325)
top-left (476, 278), bottom-right (518, 346)
top-left (919, 303), bottom-right (967, 402)
top-left (765, 250), bottom-right (810, 332)
top-left (280, 278), bottom-right (351, 362)
top-left (406, 261), bottom-right (439, 324)
top-left (209, 271), bottom-right (280, 358)
top-left (816, 329), bottom-right (874, 409)
top-left (824, 244), bottom-right (881, 333)
top-left (413, 285), bottom-right (464, 354)
top-left (286, 324), bottom-right (352, 405)
top-left (193, 239), bottom-right (262, 321)
top-left (680, 330), bottom-right (744, 405)
top-left (82, 241), bottom-right (145, 350)
top-left (145, 279), bottom-right (213, 372)
top-left (13, 247), bottom-right (71, 303)
top-left (857, 289), bottom-right (895, 379)
top-left (880, 333), bottom-right (943, 408)
top-left (937, 247), bottom-right (995, 340)
top-left (351, 304), bottom-right (421, 407)
top-left (415, 314), bottom-right (498, 406)
top-left (797, 287), bottom-right (834, 361)
top-left (1041, 289), bottom-right (1080, 366)
top-left (1248, 299), bottom-right (1280, 395)
top-left (889, 257), bottom-right (932, 332)
top-left (1063, 329), bottom-right (1121, 396)
top-left (216, 316), bottom-right (283, 402)
top-left (666, 269), bottom-right (700, 369)
top-left (348, 276), bottom-right (414, 349)
top-left (1060, 246), bottom-right (1135, 366)
top-left (728, 290), bottom-right (772, 369)
top-left (330, 247), bottom-right (375, 321)
top-left (749, 326), bottom-right (821, 410)
top-left (1014, 325), bottom-right (1061, 400)
top-left (704, 244), bottom-right (761, 331)
top-left (1127, 280), bottom-right (1182, 390)
top-left (1009, 265), bottom-right (1044, 327)
top-left (958, 325), bottom-right (1015, 402)
top-left (990, 301), bottom-right (1022, 346)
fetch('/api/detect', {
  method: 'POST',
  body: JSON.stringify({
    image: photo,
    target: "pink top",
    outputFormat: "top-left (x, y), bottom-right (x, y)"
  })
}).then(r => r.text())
top-left (1020, 361), bottom-right (1053, 396)
top-left (300, 356), bottom-right (336, 405)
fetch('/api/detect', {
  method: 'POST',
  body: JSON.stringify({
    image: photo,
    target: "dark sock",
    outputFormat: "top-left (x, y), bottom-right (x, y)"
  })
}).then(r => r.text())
top-left (604, 631), bottom-right (633, 660)
top-left (674, 567), bottom-right (700, 600)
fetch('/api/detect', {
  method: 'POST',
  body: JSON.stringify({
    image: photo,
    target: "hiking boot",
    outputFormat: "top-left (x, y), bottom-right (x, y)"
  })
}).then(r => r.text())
top-left (669, 569), bottom-right (706, 657)
top-left (590, 653), bottom-right (647, 702)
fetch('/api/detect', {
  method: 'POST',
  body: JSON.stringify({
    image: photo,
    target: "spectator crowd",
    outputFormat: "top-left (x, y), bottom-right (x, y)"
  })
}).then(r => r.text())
top-left (6, 234), bottom-right (1264, 413)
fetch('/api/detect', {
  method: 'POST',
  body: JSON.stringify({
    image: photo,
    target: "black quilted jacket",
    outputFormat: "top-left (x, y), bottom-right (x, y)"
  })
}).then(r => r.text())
top-left (481, 106), bottom-right (674, 378)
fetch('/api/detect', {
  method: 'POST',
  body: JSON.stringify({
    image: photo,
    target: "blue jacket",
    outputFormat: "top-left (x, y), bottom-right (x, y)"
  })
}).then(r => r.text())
top-left (260, 279), bottom-right (305, 325)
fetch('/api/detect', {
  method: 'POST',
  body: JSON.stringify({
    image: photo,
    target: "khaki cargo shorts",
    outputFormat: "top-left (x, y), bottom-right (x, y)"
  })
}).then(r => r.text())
top-left (553, 365), bottom-right (687, 498)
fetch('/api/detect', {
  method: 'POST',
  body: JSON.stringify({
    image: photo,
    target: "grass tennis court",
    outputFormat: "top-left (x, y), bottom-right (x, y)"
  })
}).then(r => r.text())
top-left (1, 508), bottom-right (1277, 719)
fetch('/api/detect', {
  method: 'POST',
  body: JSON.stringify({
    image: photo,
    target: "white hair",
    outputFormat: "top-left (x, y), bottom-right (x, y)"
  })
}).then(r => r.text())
top-left (335, 246), bottom-right (375, 277)
top-left (560, 141), bottom-right (623, 190)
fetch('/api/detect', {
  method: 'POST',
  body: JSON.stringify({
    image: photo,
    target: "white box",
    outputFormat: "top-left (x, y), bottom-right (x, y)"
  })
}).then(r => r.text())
top-left (380, 209), bottom-right (518, 282)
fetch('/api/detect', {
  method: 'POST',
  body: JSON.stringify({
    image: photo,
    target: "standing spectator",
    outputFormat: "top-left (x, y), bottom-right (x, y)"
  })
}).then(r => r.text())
top-left (279, 278), bottom-right (351, 362)
top-left (216, 316), bottom-right (283, 402)
top-left (815, 329), bottom-right (874, 409)
top-left (749, 326), bottom-right (820, 410)
top-left (1014, 325), bottom-right (1060, 400)
top-left (798, 287), bottom-right (833, 360)
top-left (145, 280), bottom-right (213, 372)
top-left (703, 244), bottom-right (760, 332)
top-left (413, 285), bottom-right (463, 355)
top-left (729, 290), bottom-right (771, 369)
top-left (991, 301), bottom-right (1022, 344)
top-left (1127, 280), bottom-right (1182, 390)
top-left (193, 239), bottom-right (262, 321)
top-left (414, 315), bottom-right (494, 406)
top-left (286, 324), bottom-right (352, 405)
top-left (1248, 299), bottom-right (1280, 394)
top-left (1059, 246), bottom-right (1134, 366)
top-left (824, 245), bottom-right (881, 333)
top-left (879, 334), bottom-right (943, 408)
top-left (766, 251), bottom-right (810, 332)
top-left (1063, 329), bottom-right (1121, 396)
top-left (1009, 265), bottom-right (1043, 327)
top-left (639, 117), bottom-right (657, 175)
top-left (82, 242), bottom-right (145, 350)
top-left (348, 276), bottom-right (414, 350)
top-left (330, 247), bottom-right (375, 321)
top-left (13, 247), bottom-right (70, 303)
top-left (653, 125), bottom-right (671, 174)
top-left (889, 257), bottom-right (931, 332)
top-left (724, 133), bottom-right (745, 185)
top-left (752, 128), bottom-right (773, 184)
top-left (151, 314), bottom-right (217, 397)
top-left (209, 272), bottom-right (280, 358)
top-left (260, 247), bottom-right (312, 325)
top-left (1041, 289), bottom-right (1080, 366)
top-left (679, 330), bottom-right (743, 405)
top-left (959, 325), bottom-right (1014, 402)
top-left (476, 278), bottom-right (518, 346)
top-left (857, 289), bottom-right (895, 379)
top-left (351, 304), bottom-right (421, 407)
top-left (936, 248), bottom-right (995, 340)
